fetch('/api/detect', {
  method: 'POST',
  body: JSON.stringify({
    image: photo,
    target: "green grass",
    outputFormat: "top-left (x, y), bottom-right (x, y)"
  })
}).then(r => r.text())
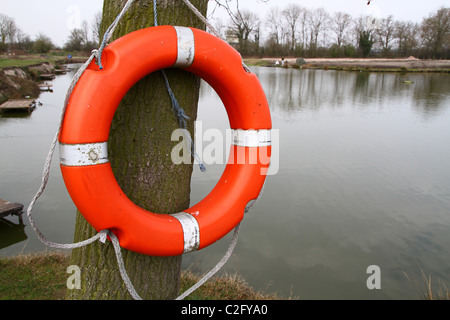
top-left (0, 56), bottom-right (53, 69)
top-left (0, 252), bottom-right (68, 300)
top-left (180, 270), bottom-right (280, 300)
top-left (243, 59), bottom-right (276, 67)
top-left (2, 252), bottom-right (448, 300)
top-left (0, 252), bottom-right (282, 300)
top-left (0, 54), bottom-right (88, 69)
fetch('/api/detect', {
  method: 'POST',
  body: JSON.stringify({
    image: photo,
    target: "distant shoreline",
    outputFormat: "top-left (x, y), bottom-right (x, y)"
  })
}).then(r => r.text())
top-left (244, 57), bottom-right (450, 72)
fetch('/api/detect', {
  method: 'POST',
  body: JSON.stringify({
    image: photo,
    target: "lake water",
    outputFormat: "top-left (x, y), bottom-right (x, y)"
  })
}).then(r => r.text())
top-left (1, 66), bottom-right (449, 300)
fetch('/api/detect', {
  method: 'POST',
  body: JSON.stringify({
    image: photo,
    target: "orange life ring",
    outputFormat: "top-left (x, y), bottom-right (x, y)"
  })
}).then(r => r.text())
top-left (58, 26), bottom-right (272, 256)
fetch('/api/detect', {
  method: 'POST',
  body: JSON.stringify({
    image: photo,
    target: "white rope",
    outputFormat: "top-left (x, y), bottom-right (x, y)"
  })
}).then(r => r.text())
top-left (176, 223), bottom-right (241, 300)
top-left (26, 0), bottom-right (138, 248)
top-left (108, 230), bottom-right (143, 300)
top-left (180, 0), bottom-right (223, 40)
top-left (105, 223), bottom-right (241, 301)
top-left (24, 0), bottom-right (140, 283)
top-left (26, 0), bottom-right (136, 250)
top-left (25, 0), bottom-right (255, 301)
top-left (26, 51), bottom-right (100, 250)
top-left (180, 0), bottom-right (250, 71)
top-left (97, 0), bottom-right (137, 69)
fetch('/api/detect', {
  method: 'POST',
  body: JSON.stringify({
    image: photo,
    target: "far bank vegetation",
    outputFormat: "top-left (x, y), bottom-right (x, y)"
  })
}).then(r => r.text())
top-left (1, 5), bottom-right (449, 60)
top-left (210, 2), bottom-right (449, 59)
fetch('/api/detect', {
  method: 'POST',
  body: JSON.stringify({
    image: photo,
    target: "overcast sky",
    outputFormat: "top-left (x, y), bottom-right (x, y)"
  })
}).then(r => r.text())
top-left (1, 0), bottom-right (446, 47)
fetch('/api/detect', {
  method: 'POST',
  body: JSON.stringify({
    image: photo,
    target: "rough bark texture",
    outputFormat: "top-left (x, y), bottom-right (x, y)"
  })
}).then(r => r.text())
top-left (66, 0), bottom-right (207, 300)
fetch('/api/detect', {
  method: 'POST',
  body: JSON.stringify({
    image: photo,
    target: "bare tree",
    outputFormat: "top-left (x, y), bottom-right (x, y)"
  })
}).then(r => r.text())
top-left (377, 15), bottom-right (395, 55)
top-left (395, 20), bottom-right (419, 57)
top-left (210, 1), bottom-right (447, 59)
top-left (92, 11), bottom-right (102, 45)
top-left (420, 7), bottom-right (449, 59)
top-left (330, 12), bottom-right (352, 47)
top-left (0, 14), bottom-right (17, 51)
top-left (214, 0), bottom-right (266, 55)
top-left (266, 7), bottom-right (282, 46)
top-left (234, 10), bottom-right (259, 41)
top-left (81, 20), bottom-right (90, 46)
top-left (0, 14), bottom-right (10, 47)
top-left (308, 8), bottom-right (329, 54)
top-left (212, 18), bottom-right (228, 39)
top-left (298, 7), bottom-right (310, 53)
top-left (281, 4), bottom-right (302, 54)
top-left (213, 0), bottom-right (259, 41)
top-left (231, 9), bottom-right (260, 54)
top-left (16, 29), bottom-right (33, 52)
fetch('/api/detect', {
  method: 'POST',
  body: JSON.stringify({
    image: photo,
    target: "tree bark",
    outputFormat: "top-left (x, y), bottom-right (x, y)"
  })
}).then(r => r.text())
top-left (66, 0), bottom-right (207, 300)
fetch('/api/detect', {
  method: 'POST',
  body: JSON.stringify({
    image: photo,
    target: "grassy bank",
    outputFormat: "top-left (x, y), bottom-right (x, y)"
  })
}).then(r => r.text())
top-left (0, 252), bottom-right (280, 300)
top-left (2, 252), bottom-right (446, 300)
top-left (0, 252), bottom-right (68, 300)
top-left (0, 54), bottom-right (89, 70)
top-left (0, 57), bottom-right (52, 69)
top-left (0, 55), bottom-right (61, 70)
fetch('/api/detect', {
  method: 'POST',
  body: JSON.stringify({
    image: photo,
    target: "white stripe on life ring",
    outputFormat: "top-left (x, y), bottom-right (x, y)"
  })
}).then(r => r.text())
top-left (232, 129), bottom-right (272, 147)
top-left (171, 212), bottom-right (200, 253)
top-left (60, 142), bottom-right (109, 167)
top-left (173, 26), bottom-right (195, 68)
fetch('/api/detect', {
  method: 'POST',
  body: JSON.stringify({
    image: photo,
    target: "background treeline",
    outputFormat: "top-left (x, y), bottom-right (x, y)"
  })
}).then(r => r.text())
top-left (1, 4), bottom-right (449, 59)
top-left (0, 12), bottom-right (101, 55)
top-left (212, 3), bottom-right (449, 59)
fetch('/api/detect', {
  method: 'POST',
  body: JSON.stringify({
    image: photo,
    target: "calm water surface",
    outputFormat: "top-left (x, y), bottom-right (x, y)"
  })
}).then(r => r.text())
top-left (1, 66), bottom-right (449, 300)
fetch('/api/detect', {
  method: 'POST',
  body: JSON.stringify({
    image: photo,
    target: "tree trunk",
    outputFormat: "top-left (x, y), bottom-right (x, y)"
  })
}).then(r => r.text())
top-left (66, 0), bottom-right (207, 300)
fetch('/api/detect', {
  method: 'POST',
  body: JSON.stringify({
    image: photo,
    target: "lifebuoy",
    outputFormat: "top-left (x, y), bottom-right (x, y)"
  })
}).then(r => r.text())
top-left (58, 26), bottom-right (272, 256)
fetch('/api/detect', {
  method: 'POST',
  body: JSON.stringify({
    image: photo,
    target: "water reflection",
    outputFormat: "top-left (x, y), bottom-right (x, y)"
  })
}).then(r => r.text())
top-left (262, 68), bottom-right (450, 121)
top-left (0, 217), bottom-right (27, 250)
top-left (188, 67), bottom-right (450, 300)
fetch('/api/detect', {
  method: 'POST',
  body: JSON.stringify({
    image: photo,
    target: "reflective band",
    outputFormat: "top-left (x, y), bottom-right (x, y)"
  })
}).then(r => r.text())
top-left (173, 26), bottom-right (195, 68)
top-left (171, 212), bottom-right (200, 253)
top-left (232, 129), bottom-right (271, 147)
top-left (60, 142), bottom-right (109, 167)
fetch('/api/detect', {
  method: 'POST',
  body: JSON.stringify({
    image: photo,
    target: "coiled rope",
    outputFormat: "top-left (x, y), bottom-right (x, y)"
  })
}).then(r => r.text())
top-left (26, 0), bottom-right (263, 300)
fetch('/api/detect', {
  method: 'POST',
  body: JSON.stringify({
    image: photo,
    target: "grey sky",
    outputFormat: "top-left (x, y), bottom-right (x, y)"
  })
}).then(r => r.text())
top-left (1, 0), bottom-right (446, 47)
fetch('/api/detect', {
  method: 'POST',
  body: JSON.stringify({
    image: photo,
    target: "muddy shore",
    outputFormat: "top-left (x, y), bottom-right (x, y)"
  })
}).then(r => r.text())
top-left (0, 63), bottom-right (55, 104)
top-left (0, 57), bottom-right (89, 104)
top-left (246, 57), bottom-right (450, 72)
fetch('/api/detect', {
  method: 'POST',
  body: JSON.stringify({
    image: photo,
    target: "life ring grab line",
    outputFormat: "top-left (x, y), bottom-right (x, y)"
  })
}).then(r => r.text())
top-left (59, 25), bottom-right (272, 256)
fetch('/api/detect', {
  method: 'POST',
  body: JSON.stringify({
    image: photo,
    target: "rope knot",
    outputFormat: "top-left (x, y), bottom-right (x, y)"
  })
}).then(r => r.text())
top-left (99, 230), bottom-right (109, 243)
